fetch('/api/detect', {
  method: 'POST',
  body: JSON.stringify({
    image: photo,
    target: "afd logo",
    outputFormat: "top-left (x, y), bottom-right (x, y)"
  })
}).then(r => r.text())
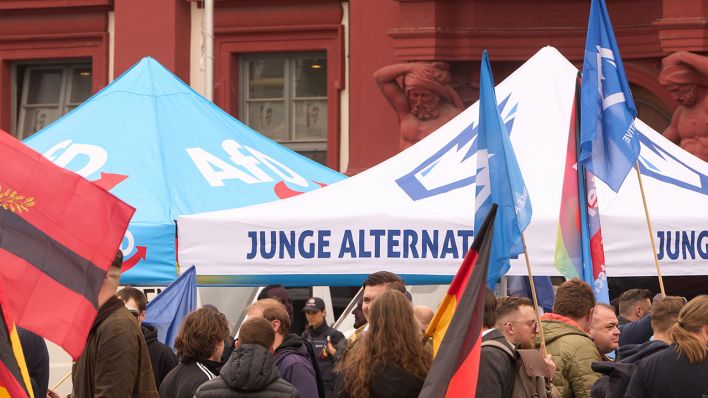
top-left (637, 134), bottom-right (708, 196)
top-left (396, 94), bottom-right (518, 201)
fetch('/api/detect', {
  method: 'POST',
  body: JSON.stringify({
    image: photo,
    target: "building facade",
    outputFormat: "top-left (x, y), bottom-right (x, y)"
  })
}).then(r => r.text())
top-left (0, 0), bottom-right (705, 174)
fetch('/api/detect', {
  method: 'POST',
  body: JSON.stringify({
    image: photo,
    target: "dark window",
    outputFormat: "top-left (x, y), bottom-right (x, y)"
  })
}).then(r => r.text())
top-left (241, 53), bottom-right (327, 165)
top-left (14, 62), bottom-right (92, 139)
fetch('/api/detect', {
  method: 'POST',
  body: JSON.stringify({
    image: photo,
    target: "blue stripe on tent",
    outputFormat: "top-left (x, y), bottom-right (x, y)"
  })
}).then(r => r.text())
top-left (195, 273), bottom-right (454, 287)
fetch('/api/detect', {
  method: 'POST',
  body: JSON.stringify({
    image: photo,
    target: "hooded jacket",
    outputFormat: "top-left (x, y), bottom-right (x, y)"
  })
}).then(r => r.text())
top-left (274, 334), bottom-right (319, 398)
top-left (141, 324), bottom-right (178, 388)
top-left (536, 313), bottom-right (601, 398)
top-left (195, 344), bottom-right (299, 398)
top-left (616, 339), bottom-right (668, 362)
top-left (590, 340), bottom-right (669, 398)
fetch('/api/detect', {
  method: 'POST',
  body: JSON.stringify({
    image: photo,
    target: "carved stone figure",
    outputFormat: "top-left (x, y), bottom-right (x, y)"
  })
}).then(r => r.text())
top-left (374, 62), bottom-right (464, 150)
top-left (658, 51), bottom-right (708, 162)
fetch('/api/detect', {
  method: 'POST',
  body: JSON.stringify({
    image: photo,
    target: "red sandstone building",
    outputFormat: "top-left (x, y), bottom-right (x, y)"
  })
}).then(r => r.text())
top-left (0, 0), bottom-right (705, 174)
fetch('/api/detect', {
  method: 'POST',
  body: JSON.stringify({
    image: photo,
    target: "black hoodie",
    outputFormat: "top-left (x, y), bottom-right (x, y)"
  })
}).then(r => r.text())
top-left (141, 324), bottom-right (178, 388)
top-left (590, 340), bottom-right (669, 398)
top-left (195, 344), bottom-right (299, 398)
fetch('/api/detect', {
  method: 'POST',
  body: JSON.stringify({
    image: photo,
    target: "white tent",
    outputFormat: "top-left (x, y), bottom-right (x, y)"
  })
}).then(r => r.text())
top-left (177, 47), bottom-right (708, 286)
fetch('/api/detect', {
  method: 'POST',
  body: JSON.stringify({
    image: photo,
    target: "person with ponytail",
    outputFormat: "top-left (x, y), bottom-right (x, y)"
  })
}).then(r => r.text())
top-left (625, 295), bottom-right (708, 398)
top-left (335, 289), bottom-right (432, 398)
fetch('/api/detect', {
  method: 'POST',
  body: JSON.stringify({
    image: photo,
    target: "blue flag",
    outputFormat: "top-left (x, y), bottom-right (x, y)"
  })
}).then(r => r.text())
top-left (507, 276), bottom-right (554, 313)
top-left (475, 50), bottom-right (532, 286)
top-left (143, 266), bottom-right (197, 348)
top-left (579, 0), bottom-right (639, 192)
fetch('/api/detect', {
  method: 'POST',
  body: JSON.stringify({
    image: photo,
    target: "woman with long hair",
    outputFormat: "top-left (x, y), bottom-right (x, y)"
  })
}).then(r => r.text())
top-left (625, 295), bottom-right (708, 398)
top-left (337, 289), bottom-right (432, 398)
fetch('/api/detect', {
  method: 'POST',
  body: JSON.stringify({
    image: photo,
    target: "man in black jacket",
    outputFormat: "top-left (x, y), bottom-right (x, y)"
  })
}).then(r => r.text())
top-left (160, 307), bottom-right (230, 398)
top-left (301, 297), bottom-right (345, 398)
top-left (617, 289), bottom-right (653, 346)
top-left (195, 317), bottom-right (298, 398)
top-left (117, 287), bottom-right (178, 388)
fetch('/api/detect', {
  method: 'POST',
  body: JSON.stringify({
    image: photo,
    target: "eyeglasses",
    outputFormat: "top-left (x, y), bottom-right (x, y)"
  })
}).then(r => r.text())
top-left (507, 320), bottom-right (538, 330)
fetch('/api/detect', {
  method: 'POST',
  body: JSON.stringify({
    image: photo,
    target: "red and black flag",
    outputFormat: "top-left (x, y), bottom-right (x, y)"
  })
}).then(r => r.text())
top-left (0, 131), bottom-right (134, 360)
top-left (421, 203), bottom-right (497, 398)
top-left (0, 280), bottom-right (32, 398)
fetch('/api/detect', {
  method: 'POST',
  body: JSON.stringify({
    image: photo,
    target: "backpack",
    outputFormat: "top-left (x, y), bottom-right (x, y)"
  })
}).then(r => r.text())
top-left (590, 361), bottom-right (638, 398)
top-left (481, 340), bottom-right (559, 398)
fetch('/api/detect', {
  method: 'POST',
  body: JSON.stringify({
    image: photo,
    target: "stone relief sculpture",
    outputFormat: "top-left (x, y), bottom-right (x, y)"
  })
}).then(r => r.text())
top-left (658, 51), bottom-right (708, 162)
top-left (374, 62), bottom-right (464, 150)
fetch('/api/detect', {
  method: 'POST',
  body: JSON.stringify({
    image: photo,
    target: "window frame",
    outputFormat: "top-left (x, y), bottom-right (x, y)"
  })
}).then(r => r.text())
top-left (11, 58), bottom-right (93, 140)
top-left (239, 52), bottom-right (328, 158)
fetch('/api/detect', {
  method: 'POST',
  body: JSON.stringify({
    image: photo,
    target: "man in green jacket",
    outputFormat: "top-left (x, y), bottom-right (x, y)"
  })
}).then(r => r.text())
top-left (536, 279), bottom-right (601, 398)
top-left (71, 251), bottom-right (158, 398)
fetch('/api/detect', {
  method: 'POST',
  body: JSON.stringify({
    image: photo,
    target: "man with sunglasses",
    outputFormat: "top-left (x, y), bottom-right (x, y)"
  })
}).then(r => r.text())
top-left (477, 297), bottom-right (556, 398)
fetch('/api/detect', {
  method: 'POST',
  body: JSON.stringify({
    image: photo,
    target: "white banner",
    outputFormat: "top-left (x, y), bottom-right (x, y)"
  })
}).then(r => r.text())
top-left (177, 47), bottom-right (708, 285)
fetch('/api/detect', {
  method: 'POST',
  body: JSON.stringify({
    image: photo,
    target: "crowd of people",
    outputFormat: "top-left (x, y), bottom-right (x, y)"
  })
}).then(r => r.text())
top-left (18, 252), bottom-right (708, 397)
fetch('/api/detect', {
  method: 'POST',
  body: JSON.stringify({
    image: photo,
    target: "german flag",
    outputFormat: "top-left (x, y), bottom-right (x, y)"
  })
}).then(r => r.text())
top-left (420, 204), bottom-right (496, 398)
top-left (0, 280), bottom-right (32, 398)
top-left (0, 131), bottom-right (134, 360)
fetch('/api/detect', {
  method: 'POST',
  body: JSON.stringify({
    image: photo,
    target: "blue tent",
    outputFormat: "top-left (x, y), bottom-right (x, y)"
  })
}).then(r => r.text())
top-left (24, 57), bottom-right (344, 285)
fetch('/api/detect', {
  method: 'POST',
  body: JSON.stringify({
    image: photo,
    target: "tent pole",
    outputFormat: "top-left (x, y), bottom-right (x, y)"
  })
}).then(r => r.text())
top-left (204, 0), bottom-right (214, 101)
top-left (634, 160), bottom-right (666, 297)
top-left (520, 232), bottom-right (546, 357)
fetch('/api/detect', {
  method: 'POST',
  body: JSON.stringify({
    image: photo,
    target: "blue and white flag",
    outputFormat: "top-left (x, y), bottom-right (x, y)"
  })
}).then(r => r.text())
top-left (475, 50), bottom-right (532, 286)
top-left (143, 266), bottom-right (197, 348)
top-left (580, 0), bottom-right (639, 192)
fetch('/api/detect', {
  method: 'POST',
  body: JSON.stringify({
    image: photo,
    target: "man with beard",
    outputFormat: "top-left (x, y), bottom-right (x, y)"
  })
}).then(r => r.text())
top-left (659, 51), bottom-right (708, 161)
top-left (71, 251), bottom-right (157, 397)
top-left (374, 61), bottom-right (464, 149)
top-left (477, 297), bottom-right (556, 398)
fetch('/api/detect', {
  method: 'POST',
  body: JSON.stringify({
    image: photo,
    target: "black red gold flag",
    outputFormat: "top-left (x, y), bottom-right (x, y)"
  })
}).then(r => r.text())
top-left (421, 203), bottom-right (496, 398)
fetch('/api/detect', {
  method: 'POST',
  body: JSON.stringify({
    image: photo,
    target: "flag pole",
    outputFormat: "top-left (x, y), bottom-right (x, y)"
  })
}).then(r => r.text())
top-left (634, 161), bottom-right (666, 296)
top-left (52, 371), bottom-right (72, 390)
top-left (520, 232), bottom-right (547, 357)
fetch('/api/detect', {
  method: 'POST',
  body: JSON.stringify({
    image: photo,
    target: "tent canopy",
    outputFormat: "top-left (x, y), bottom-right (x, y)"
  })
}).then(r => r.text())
top-left (24, 57), bottom-right (344, 284)
top-left (178, 47), bottom-right (708, 286)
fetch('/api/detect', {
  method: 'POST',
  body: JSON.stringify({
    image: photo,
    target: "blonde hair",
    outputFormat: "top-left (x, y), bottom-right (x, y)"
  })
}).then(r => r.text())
top-left (668, 295), bottom-right (708, 364)
top-left (247, 298), bottom-right (291, 335)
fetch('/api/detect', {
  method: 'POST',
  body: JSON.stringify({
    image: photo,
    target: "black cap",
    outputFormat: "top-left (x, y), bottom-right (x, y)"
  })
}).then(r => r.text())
top-left (302, 297), bottom-right (325, 312)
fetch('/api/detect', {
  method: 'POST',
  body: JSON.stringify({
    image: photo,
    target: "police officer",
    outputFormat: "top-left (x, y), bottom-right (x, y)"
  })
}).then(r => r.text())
top-left (301, 297), bottom-right (345, 398)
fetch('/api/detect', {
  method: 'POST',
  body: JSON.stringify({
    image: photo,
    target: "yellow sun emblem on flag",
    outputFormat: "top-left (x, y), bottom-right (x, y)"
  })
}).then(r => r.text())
top-left (0, 185), bottom-right (35, 213)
